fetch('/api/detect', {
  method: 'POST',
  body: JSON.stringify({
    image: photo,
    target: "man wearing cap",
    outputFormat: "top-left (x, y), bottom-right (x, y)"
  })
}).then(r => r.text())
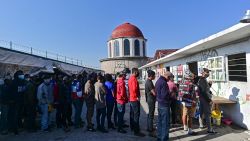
top-left (155, 71), bottom-right (171, 141)
top-left (198, 68), bottom-right (216, 134)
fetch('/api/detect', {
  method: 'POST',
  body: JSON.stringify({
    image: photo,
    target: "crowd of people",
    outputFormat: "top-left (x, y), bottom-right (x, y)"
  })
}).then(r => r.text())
top-left (0, 67), bottom-right (217, 141)
top-left (145, 68), bottom-right (217, 141)
top-left (0, 68), bottom-right (146, 137)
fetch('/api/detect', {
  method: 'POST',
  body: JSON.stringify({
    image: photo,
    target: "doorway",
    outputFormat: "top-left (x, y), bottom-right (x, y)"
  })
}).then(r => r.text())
top-left (187, 62), bottom-right (198, 75)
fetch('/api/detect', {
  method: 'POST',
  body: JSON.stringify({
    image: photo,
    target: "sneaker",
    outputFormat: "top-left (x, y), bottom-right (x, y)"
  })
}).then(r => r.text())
top-left (188, 131), bottom-right (198, 136)
top-left (183, 126), bottom-right (188, 131)
top-left (43, 128), bottom-right (50, 132)
top-left (134, 132), bottom-right (145, 137)
top-left (87, 127), bottom-right (96, 132)
top-left (207, 130), bottom-right (217, 134)
top-left (118, 129), bottom-right (127, 134)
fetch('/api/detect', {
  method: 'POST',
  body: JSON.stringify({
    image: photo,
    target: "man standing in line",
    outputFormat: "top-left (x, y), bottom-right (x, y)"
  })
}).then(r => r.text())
top-left (84, 74), bottom-right (96, 132)
top-left (128, 68), bottom-right (145, 137)
top-left (95, 75), bottom-right (108, 133)
top-left (37, 75), bottom-right (53, 132)
top-left (179, 73), bottom-right (198, 135)
top-left (198, 68), bottom-right (217, 134)
top-left (145, 70), bottom-right (156, 137)
top-left (71, 74), bottom-right (84, 129)
top-left (155, 71), bottom-right (172, 141)
top-left (104, 74), bottom-right (116, 129)
top-left (116, 72), bottom-right (128, 133)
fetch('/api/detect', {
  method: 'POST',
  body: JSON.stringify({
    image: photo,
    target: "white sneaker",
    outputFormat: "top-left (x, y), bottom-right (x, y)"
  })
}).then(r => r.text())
top-left (183, 125), bottom-right (188, 131)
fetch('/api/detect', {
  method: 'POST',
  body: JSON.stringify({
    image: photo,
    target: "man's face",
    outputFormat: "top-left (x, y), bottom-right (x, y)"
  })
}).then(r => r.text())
top-left (205, 72), bottom-right (210, 78)
top-left (135, 72), bottom-right (140, 78)
top-left (152, 75), bottom-right (156, 80)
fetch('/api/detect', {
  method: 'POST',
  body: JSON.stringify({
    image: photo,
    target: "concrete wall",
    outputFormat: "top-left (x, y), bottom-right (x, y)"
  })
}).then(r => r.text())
top-left (143, 38), bottom-right (250, 129)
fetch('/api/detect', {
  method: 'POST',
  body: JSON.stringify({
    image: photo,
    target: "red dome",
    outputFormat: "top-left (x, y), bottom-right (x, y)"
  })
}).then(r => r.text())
top-left (110, 23), bottom-right (144, 39)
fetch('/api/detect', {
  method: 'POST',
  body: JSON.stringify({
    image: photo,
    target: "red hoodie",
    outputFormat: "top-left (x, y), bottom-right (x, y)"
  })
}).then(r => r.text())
top-left (128, 75), bottom-right (140, 102)
top-left (116, 77), bottom-right (128, 104)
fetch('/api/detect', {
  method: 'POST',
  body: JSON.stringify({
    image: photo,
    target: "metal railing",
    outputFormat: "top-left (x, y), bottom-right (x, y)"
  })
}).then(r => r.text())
top-left (0, 40), bottom-right (99, 70)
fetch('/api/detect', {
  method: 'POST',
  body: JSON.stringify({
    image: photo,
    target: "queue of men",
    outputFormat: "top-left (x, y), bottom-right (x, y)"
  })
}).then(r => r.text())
top-left (145, 68), bottom-right (217, 141)
top-left (0, 68), bottom-right (147, 137)
top-left (0, 67), bottom-right (216, 141)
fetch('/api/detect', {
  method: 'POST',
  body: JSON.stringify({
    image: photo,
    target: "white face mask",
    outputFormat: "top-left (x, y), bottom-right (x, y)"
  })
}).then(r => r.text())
top-left (18, 75), bottom-right (25, 80)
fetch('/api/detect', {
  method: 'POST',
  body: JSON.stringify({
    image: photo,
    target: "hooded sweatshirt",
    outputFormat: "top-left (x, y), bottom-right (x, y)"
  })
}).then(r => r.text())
top-left (116, 77), bottom-right (127, 104)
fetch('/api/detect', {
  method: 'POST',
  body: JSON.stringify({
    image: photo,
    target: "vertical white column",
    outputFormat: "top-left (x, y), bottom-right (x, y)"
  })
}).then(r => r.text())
top-left (130, 38), bottom-right (134, 57)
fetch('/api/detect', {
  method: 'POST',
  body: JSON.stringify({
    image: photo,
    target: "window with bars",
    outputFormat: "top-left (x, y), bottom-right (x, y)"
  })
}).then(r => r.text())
top-left (208, 56), bottom-right (225, 81)
top-left (228, 53), bottom-right (247, 82)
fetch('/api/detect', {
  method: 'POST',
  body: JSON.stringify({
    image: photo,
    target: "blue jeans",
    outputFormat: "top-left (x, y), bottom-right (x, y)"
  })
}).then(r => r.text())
top-left (96, 107), bottom-right (106, 129)
top-left (40, 104), bottom-right (49, 130)
top-left (130, 101), bottom-right (140, 133)
top-left (157, 107), bottom-right (170, 141)
top-left (0, 104), bottom-right (9, 132)
top-left (117, 103), bottom-right (125, 130)
top-left (73, 99), bottom-right (83, 127)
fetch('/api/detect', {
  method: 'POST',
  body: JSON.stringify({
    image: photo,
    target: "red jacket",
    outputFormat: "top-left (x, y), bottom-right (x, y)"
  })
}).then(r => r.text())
top-left (116, 77), bottom-right (127, 104)
top-left (128, 75), bottom-right (140, 102)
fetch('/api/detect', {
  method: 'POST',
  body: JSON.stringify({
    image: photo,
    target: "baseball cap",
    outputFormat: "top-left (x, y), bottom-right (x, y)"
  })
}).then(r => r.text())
top-left (201, 68), bottom-right (211, 73)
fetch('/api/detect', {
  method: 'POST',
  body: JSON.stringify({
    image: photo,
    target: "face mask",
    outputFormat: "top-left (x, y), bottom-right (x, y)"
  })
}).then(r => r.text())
top-left (44, 79), bottom-right (50, 84)
top-left (25, 78), bottom-right (30, 81)
top-left (18, 75), bottom-right (25, 80)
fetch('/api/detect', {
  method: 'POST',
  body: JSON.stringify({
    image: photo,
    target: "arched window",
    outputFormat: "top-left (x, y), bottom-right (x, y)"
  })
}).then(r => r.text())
top-left (114, 40), bottom-right (120, 57)
top-left (109, 42), bottom-right (112, 57)
top-left (143, 41), bottom-right (146, 56)
top-left (134, 39), bottom-right (140, 56)
top-left (124, 39), bottom-right (130, 56)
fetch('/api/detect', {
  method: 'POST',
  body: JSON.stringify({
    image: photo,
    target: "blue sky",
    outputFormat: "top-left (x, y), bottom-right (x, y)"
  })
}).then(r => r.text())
top-left (0, 0), bottom-right (249, 68)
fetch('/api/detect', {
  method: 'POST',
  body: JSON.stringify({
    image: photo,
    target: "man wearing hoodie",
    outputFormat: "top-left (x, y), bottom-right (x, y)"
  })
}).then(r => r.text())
top-left (9, 70), bottom-right (26, 135)
top-left (128, 68), bottom-right (145, 137)
top-left (116, 72), bottom-right (128, 133)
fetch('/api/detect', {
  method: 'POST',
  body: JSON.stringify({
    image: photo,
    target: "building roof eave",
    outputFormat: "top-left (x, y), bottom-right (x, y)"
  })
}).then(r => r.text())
top-left (139, 23), bottom-right (250, 70)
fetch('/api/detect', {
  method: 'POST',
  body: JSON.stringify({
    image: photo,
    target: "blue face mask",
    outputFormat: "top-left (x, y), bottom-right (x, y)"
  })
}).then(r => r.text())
top-left (18, 75), bottom-right (25, 80)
